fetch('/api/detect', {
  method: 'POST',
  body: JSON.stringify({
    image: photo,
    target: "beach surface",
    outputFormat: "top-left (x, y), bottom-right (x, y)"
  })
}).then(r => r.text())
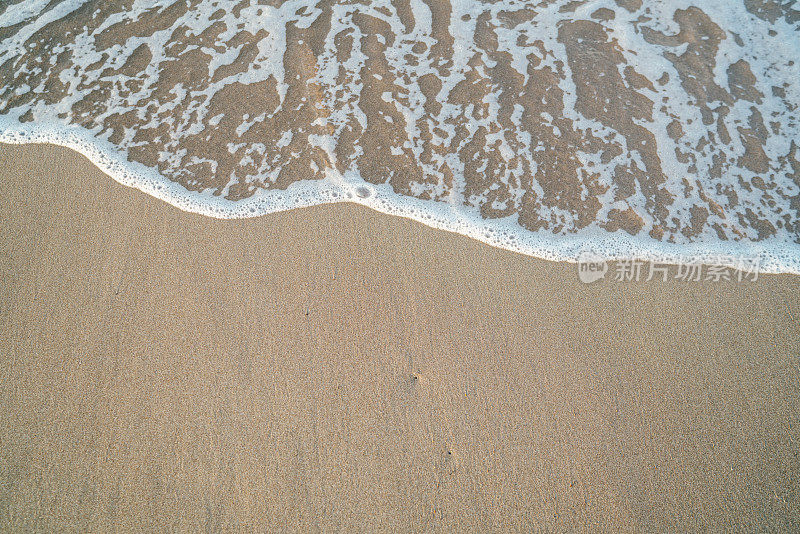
top-left (1, 142), bottom-right (799, 531)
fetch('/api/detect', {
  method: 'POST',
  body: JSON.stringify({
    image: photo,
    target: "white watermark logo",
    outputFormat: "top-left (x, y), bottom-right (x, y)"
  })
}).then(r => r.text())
top-left (577, 251), bottom-right (608, 283)
top-left (577, 253), bottom-right (761, 284)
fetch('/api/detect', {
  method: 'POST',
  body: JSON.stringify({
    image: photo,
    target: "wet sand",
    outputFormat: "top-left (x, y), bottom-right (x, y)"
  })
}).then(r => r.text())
top-left (1, 142), bottom-right (799, 531)
top-left (3, 1), bottom-right (799, 244)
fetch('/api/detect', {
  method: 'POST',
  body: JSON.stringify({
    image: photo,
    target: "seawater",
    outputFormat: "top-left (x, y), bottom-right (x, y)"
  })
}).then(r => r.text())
top-left (1, 0), bottom-right (799, 272)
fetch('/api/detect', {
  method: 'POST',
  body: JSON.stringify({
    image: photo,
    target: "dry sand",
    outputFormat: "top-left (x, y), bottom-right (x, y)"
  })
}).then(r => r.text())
top-left (1, 142), bottom-right (799, 531)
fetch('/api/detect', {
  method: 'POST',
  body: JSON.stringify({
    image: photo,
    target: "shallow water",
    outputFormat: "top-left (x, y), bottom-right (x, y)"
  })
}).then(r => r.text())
top-left (1, 0), bottom-right (799, 271)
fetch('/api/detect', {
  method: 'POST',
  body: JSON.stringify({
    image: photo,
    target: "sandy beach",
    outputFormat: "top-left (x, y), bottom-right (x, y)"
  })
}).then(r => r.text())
top-left (0, 142), bottom-right (798, 531)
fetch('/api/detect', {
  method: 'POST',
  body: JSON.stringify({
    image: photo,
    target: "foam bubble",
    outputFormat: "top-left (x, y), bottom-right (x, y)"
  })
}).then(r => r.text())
top-left (1, 0), bottom-right (799, 273)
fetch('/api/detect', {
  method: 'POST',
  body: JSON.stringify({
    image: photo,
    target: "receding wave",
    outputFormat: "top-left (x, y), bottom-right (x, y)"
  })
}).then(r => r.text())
top-left (1, 0), bottom-right (799, 271)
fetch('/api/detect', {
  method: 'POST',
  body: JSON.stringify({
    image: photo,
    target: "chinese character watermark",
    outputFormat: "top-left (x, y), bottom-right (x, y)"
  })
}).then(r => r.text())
top-left (577, 253), bottom-right (761, 284)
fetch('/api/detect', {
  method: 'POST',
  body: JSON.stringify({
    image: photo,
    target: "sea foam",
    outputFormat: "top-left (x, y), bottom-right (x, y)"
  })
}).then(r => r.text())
top-left (1, 0), bottom-right (799, 272)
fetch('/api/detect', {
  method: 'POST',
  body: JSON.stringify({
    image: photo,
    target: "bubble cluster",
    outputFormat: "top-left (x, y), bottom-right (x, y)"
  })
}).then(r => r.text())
top-left (1, 0), bottom-right (799, 272)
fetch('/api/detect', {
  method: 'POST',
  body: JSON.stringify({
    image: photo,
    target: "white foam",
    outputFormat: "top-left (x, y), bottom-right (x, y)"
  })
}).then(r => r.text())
top-left (1, 0), bottom-right (800, 273)
top-left (2, 115), bottom-right (798, 273)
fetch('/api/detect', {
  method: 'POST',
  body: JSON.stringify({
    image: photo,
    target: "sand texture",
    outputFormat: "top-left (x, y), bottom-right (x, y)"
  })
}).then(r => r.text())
top-left (1, 143), bottom-right (799, 531)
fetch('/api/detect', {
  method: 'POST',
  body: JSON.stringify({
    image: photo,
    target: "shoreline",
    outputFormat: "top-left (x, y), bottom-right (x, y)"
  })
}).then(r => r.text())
top-left (2, 134), bottom-right (799, 274)
top-left (1, 142), bottom-right (799, 530)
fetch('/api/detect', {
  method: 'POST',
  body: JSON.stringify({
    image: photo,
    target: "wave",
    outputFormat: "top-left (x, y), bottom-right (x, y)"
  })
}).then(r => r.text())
top-left (1, 0), bottom-right (799, 272)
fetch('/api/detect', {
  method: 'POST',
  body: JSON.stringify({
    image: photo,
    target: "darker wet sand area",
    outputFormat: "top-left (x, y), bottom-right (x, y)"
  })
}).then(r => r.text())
top-left (3, 1), bottom-right (799, 244)
top-left (1, 143), bottom-right (799, 531)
